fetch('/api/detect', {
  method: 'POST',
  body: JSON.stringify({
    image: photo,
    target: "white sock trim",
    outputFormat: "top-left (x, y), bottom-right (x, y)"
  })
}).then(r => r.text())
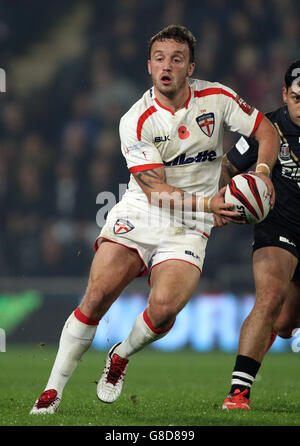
top-left (232, 371), bottom-right (255, 382)
top-left (231, 379), bottom-right (251, 387)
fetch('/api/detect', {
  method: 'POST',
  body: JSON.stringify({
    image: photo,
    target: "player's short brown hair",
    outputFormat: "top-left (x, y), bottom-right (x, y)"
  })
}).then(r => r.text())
top-left (148, 24), bottom-right (196, 63)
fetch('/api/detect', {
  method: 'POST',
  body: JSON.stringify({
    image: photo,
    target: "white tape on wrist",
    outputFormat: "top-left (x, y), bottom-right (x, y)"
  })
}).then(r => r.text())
top-left (206, 197), bottom-right (212, 213)
top-left (256, 163), bottom-right (270, 176)
top-left (196, 196), bottom-right (203, 212)
top-left (196, 197), bottom-right (212, 213)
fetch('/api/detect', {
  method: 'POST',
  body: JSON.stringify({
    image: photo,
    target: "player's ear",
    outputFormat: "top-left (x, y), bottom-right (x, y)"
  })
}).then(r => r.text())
top-left (147, 59), bottom-right (152, 76)
top-left (188, 62), bottom-right (195, 77)
top-left (282, 87), bottom-right (287, 104)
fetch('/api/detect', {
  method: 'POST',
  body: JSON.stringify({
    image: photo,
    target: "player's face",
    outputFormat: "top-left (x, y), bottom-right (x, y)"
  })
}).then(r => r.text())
top-left (148, 39), bottom-right (195, 98)
top-left (283, 86), bottom-right (300, 127)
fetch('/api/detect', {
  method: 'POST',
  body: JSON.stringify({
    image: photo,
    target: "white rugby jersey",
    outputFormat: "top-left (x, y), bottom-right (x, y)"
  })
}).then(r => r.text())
top-left (119, 78), bottom-right (263, 233)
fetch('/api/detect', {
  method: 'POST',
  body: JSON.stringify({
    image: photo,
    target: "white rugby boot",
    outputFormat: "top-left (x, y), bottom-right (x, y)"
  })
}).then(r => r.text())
top-left (97, 343), bottom-right (129, 403)
top-left (30, 389), bottom-right (61, 414)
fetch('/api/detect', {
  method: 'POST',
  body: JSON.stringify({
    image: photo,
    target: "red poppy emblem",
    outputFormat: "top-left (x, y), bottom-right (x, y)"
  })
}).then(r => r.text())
top-left (178, 126), bottom-right (190, 140)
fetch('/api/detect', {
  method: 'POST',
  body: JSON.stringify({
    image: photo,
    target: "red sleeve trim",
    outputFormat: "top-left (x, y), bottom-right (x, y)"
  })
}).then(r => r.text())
top-left (129, 163), bottom-right (163, 173)
top-left (136, 105), bottom-right (157, 141)
top-left (250, 111), bottom-right (264, 135)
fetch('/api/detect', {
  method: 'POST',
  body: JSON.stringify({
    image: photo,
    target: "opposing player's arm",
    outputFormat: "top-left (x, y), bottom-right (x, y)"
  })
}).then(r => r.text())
top-left (132, 166), bottom-right (243, 221)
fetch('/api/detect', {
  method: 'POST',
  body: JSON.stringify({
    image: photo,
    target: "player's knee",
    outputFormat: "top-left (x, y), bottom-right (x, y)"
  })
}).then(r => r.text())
top-left (273, 320), bottom-right (294, 339)
top-left (276, 328), bottom-right (293, 339)
top-left (82, 281), bottom-right (114, 319)
top-left (148, 300), bottom-right (177, 330)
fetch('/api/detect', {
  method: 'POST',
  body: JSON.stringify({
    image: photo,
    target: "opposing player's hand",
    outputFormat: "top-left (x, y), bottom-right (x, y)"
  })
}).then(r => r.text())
top-left (248, 171), bottom-right (275, 209)
top-left (210, 186), bottom-right (246, 224)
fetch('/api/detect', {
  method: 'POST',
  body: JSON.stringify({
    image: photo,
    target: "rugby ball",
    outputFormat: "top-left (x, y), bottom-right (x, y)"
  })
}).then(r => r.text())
top-left (224, 173), bottom-right (270, 224)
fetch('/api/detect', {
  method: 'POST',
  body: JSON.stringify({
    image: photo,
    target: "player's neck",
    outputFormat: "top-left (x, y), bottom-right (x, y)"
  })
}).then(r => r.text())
top-left (154, 84), bottom-right (190, 113)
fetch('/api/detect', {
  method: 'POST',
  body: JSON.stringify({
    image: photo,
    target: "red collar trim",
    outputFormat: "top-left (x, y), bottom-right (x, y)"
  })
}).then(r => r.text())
top-left (154, 86), bottom-right (192, 115)
top-left (154, 98), bottom-right (175, 115)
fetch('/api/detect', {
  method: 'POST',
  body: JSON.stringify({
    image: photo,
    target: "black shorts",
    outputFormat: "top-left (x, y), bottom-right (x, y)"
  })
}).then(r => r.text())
top-left (253, 221), bottom-right (300, 280)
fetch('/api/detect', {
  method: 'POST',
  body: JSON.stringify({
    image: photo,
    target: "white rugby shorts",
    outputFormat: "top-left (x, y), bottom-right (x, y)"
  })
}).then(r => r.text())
top-left (95, 196), bottom-right (210, 278)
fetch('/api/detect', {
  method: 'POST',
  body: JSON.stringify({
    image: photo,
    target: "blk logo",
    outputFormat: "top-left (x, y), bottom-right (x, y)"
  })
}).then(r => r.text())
top-left (154, 135), bottom-right (170, 143)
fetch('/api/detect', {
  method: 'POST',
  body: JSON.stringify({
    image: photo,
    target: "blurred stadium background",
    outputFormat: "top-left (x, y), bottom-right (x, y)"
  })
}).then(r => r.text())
top-left (0, 0), bottom-right (299, 353)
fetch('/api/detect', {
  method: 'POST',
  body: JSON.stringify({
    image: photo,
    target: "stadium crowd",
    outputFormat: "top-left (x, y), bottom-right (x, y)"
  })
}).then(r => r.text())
top-left (0, 0), bottom-right (299, 288)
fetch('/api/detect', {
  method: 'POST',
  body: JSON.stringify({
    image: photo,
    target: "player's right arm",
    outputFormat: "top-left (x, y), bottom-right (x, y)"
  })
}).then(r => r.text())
top-left (131, 164), bottom-right (242, 221)
top-left (119, 110), bottom-right (242, 220)
top-left (120, 107), bottom-right (239, 221)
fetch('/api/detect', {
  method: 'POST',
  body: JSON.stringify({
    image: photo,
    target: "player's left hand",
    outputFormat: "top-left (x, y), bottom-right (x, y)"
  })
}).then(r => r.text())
top-left (213, 214), bottom-right (228, 227)
top-left (210, 186), bottom-right (246, 224)
top-left (248, 171), bottom-right (275, 209)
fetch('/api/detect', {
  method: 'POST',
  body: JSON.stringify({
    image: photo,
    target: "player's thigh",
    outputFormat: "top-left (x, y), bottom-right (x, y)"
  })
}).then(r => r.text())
top-left (81, 240), bottom-right (143, 314)
top-left (148, 260), bottom-right (201, 315)
top-left (253, 246), bottom-right (298, 304)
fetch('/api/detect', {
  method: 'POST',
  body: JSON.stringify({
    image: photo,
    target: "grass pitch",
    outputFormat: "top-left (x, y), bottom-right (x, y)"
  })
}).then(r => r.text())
top-left (0, 345), bottom-right (299, 427)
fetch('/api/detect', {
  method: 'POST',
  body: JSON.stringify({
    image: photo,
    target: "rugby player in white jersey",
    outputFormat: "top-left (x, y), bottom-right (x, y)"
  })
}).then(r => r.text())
top-left (30, 25), bottom-right (279, 414)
